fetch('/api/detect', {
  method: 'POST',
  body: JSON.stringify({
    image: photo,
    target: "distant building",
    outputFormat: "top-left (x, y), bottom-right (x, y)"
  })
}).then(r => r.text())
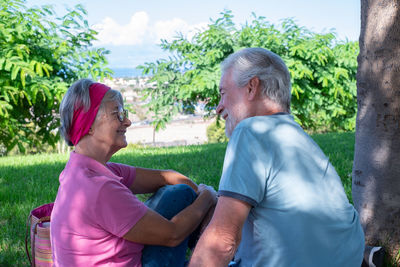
top-left (99, 77), bottom-right (209, 125)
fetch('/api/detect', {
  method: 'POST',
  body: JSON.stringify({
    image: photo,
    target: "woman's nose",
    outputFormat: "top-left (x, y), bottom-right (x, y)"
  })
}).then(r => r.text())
top-left (123, 116), bottom-right (132, 127)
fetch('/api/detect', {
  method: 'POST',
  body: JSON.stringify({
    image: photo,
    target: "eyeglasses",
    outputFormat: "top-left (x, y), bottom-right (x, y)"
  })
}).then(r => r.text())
top-left (111, 108), bottom-right (128, 122)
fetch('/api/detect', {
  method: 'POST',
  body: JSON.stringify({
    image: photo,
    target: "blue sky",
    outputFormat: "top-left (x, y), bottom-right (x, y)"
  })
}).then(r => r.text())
top-left (26, 0), bottom-right (361, 69)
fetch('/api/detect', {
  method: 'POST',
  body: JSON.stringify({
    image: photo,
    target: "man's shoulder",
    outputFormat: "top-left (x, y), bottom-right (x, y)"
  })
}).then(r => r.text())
top-left (239, 114), bottom-right (293, 126)
top-left (234, 114), bottom-right (297, 137)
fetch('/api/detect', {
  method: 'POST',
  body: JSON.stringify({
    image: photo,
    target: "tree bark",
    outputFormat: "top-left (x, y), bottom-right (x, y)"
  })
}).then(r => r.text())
top-left (353, 0), bottom-right (400, 260)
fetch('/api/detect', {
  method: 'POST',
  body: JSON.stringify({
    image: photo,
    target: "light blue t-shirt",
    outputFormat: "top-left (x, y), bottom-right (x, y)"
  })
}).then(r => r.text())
top-left (218, 114), bottom-right (364, 267)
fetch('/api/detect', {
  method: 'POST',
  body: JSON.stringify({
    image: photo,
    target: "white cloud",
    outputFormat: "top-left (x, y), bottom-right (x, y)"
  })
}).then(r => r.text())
top-left (93, 11), bottom-right (150, 46)
top-left (93, 11), bottom-right (207, 46)
top-left (154, 18), bottom-right (207, 43)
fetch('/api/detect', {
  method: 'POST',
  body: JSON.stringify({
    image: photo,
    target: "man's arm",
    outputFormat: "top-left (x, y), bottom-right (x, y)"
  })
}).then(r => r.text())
top-left (130, 167), bottom-right (198, 194)
top-left (189, 196), bottom-right (251, 267)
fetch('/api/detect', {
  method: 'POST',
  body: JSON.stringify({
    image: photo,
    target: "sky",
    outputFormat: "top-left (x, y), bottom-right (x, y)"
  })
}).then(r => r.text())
top-left (26, 0), bottom-right (361, 69)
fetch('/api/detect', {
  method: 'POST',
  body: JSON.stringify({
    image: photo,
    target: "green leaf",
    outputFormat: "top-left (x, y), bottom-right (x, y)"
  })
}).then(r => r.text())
top-left (35, 62), bottom-right (43, 76)
top-left (11, 65), bottom-right (20, 80)
top-left (4, 59), bottom-right (12, 71)
top-left (0, 58), bottom-right (5, 69)
top-left (42, 64), bottom-right (51, 77)
top-left (20, 69), bottom-right (26, 87)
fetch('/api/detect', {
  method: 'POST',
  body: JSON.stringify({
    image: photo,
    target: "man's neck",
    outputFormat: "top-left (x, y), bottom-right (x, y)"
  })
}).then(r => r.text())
top-left (253, 97), bottom-right (286, 116)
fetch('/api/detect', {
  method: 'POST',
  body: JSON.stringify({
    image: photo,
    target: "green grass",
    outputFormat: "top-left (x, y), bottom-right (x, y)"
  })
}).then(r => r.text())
top-left (312, 131), bottom-right (355, 202)
top-left (0, 132), bottom-right (355, 266)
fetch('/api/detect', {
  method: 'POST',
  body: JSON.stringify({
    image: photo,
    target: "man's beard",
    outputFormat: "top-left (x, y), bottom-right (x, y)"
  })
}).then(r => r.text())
top-left (223, 104), bottom-right (251, 138)
top-left (225, 114), bottom-right (240, 138)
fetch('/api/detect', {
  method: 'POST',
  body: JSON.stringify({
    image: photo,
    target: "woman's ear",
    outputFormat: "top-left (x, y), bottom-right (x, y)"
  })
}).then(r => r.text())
top-left (247, 76), bottom-right (260, 101)
top-left (88, 127), bottom-right (94, 135)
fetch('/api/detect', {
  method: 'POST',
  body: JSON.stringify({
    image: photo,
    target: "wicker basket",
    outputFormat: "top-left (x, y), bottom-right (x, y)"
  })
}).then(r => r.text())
top-left (25, 203), bottom-right (54, 267)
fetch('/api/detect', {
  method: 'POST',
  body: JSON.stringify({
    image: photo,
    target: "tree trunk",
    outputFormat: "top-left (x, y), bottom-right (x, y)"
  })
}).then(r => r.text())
top-left (353, 0), bottom-right (400, 260)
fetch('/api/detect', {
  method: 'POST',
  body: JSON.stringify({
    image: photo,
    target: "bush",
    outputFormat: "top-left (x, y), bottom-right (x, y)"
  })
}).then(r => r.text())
top-left (207, 119), bottom-right (228, 143)
top-left (0, 0), bottom-right (112, 154)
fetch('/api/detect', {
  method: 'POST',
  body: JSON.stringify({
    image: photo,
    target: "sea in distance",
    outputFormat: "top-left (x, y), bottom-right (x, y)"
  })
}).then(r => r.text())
top-left (111, 67), bottom-right (146, 78)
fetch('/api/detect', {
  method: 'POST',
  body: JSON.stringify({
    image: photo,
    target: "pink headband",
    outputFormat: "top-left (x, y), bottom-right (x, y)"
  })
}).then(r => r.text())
top-left (69, 83), bottom-right (110, 145)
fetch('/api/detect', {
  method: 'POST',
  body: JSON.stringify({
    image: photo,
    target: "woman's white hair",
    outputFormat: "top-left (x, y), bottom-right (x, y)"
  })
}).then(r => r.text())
top-left (59, 79), bottom-right (123, 146)
top-left (221, 47), bottom-right (292, 112)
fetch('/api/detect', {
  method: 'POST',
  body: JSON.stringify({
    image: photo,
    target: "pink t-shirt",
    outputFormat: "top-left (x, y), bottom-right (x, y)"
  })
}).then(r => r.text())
top-left (51, 152), bottom-right (148, 266)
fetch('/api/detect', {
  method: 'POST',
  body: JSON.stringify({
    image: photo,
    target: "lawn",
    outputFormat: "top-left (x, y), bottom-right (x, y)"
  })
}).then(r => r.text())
top-left (0, 132), bottom-right (355, 266)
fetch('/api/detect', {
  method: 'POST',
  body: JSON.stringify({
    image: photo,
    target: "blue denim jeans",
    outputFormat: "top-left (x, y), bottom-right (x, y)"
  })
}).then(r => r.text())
top-left (141, 184), bottom-right (197, 267)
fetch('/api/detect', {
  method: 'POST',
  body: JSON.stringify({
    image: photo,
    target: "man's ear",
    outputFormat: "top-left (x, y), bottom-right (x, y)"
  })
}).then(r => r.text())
top-left (247, 76), bottom-right (260, 101)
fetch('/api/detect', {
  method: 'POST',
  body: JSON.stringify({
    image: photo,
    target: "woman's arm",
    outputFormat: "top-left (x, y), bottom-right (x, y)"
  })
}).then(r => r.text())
top-left (123, 184), bottom-right (216, 247)
top-left (130, 167), bottom-right (198, 194)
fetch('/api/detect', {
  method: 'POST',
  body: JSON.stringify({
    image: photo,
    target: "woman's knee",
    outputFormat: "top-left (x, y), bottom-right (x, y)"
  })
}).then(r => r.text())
top-left (158, 184), bottom-right (196, 201)
top-left (145, 184), bottom-right (197, 218)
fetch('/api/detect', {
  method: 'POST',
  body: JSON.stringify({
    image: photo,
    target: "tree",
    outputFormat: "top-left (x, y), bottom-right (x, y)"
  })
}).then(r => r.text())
top-left (0, 0), bottom-right (112, 154)
top-left (139, 11), bottom-right (359, 133)
top-left (352, 0), bottom-right (400, 262)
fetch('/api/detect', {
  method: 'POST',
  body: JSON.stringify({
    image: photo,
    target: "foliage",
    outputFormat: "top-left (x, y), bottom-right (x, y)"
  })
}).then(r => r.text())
top-left (206, 119), bottom-right (228, 143)
top-left (138, 11), bottom-right (358, 132)
top-left (0, 0), bottom-right (112, 154)
top-left (0, 132), bottom-right (357, 265)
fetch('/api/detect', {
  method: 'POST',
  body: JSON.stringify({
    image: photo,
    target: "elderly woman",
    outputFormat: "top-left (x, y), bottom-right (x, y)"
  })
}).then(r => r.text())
top-left (50, 79), bottom-right (217, 266)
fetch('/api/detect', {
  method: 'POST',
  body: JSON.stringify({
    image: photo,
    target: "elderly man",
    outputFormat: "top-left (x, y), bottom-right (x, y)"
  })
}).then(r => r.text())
top-left (189, 48), bottom-right (364, 267)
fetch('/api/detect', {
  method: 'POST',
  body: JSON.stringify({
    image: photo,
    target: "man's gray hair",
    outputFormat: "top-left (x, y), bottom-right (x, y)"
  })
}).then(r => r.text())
top-left (59, 79), bottom-right (123, 146)
top-left (221, 47), bottom-right (292, 112)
